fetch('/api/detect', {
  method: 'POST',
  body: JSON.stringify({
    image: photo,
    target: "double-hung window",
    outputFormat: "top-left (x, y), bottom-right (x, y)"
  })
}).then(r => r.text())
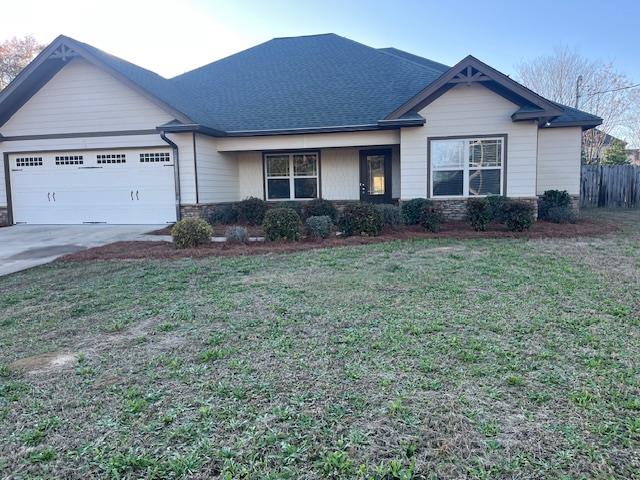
top-left (430, 137), bottom-right (504, 197)
top-left (265, 152), bottom-right (318, 200)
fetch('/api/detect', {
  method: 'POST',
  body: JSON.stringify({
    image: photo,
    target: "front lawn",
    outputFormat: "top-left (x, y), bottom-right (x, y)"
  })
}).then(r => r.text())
top-left (0, 209), bottom-right (638, 479)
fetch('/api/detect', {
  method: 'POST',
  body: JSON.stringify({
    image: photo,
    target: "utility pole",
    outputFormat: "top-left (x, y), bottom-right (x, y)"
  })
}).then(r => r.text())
top-left (575, 75), bottom-right (583, 108)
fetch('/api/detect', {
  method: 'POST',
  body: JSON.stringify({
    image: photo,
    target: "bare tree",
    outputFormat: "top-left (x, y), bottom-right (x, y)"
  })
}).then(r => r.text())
top-left (0, 35), bottom-right (44, 90)
top-left (516, 46), bottom-right (637, 163)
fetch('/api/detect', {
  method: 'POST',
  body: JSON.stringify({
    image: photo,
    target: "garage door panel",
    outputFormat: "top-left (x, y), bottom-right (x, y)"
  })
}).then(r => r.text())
top-left (9, 149), bottom-right (176, 224)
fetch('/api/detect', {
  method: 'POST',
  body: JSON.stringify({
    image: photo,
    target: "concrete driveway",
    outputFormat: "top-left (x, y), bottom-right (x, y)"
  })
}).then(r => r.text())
top-left (0, 225), bottom-right (164, 276)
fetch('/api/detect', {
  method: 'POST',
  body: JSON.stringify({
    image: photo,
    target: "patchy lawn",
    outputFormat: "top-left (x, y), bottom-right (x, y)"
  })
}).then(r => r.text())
top-left (0, 208), bottom-right (638, 479)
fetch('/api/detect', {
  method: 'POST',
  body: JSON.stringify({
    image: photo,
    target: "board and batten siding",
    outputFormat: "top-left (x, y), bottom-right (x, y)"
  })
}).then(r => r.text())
top-left (1, 59), bottom-right (175, 136)
top-left (400, 84), bottom-right (539, 199)
top-left (536, 127), bottom-right (582, 195)
top-left (237, 146), bottom-right (400, 201)
top-left (194, 134), bottom-right (238, 203)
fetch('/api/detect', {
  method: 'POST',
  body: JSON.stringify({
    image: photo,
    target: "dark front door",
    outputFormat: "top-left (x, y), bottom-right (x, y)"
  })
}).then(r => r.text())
top-left (359, 149), bottom-right (392, 203)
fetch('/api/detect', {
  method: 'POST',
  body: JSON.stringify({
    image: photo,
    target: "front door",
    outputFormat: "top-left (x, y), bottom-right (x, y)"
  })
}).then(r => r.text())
top-left (359, 149), bottom-right (392, 203)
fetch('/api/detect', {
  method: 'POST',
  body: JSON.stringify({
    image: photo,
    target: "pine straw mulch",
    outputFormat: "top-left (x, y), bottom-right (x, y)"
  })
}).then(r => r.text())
top-left (57, 218), bottom-right (618, 262)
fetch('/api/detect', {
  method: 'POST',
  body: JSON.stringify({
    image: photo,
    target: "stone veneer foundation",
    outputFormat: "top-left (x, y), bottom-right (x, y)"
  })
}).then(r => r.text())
top-left (0, 207), bottom-right (8, 226)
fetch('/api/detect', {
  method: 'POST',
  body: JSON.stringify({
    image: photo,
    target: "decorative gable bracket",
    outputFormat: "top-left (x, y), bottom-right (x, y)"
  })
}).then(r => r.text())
top-left (48, 44), bottom-right (78, 62)
top-left (449, 66), bottom-right (492, 85)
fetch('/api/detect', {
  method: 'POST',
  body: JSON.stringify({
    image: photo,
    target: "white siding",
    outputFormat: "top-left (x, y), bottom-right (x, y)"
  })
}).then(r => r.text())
top-left (237, 151), bottom-right (263, 199)
top-left (400, 84), bottom-right (539, 199)
top-left (194, 134), bottom-right (238, 203)
top-left (2, 59), bottom-right (174, 136)
top-left (537, 127), bottom-right (582, 195)
top-left (166, 132), bottom-right (196, 204)
top-left (217, 130), bottom-right (399, 152)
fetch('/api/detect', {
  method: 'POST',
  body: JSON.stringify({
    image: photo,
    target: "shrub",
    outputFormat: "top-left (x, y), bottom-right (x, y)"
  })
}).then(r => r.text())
top-left (376, 204), bottom-right (404, 229)
top-left (419, 204), bottom-right (444, 232)
top-left (237, 197), bottom-right (268, 225)
top-left (545, 206), bottom-right (577, 224)
top-left (466, 198), bottom-right (492, 231)
top-left (277, 201), bottom-right (304, 217)
top-left (225, 225), bottom-right (249, 244)
top-left (305, 215), bottom-right (333, 239)
top-left (538, 190), bottom-right (573, 221)
top-left (338, 203), bottom-right (384, 237)
top-left (208, 204), bottom-right (239, 225)
top-left (503, 200), bottom-right (535, 231)
top-left (302, 198), bottom-right (338, 221)
top-left (171, 218), bottom-right (212, 249)
top-left (263, 208), bottom-right (301, 241)
top-left (401, 198), bottom-right (431, 225)
top-left (486, 195), bottom-right (509, 223)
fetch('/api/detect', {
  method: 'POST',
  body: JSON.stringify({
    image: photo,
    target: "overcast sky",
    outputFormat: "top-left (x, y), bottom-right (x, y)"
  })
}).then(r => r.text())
top-left (3, 0), bottom-right (639, 81)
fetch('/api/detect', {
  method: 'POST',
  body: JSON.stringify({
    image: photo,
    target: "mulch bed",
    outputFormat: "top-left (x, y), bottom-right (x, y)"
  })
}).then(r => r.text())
top-left (147, 224), bottom-right (265, 237)
top-left (58, 219), bottom-right (617, 262)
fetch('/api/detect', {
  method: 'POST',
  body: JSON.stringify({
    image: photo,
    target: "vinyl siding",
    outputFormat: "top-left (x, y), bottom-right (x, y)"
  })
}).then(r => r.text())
top-left (400, 84), bottom-right (539, 199)
top-left (1, 59), bottom-right (174, 136)
top-left (237, 151), bottom-right (263, 199)
top-left (537, 127), bottom-right (582, 195)
top-left (194, 134), bottom-right (238, 203)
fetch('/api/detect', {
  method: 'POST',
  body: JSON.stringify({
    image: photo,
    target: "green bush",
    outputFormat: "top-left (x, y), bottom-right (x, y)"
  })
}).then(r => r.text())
top-left (466, 198), bottom-right (492, 231)
top-left (171, 218), bottom-right (213, 249)
top-left (338, 203), bottom-right (384, 237)
top-left (376, 204), bottom-right (404, 229)
top-left (486, 195), bottom-right (509, 223)
top-left (208, 204), bottom-right (239, 224)
top-left (545, 206), bottom-right (577, 224)
top-left (538, 190), bottom-right (573, 221)
top-left (419, 204), bottom-right (444, 232)
top-left (305, 215), bottom-right (333, 239)
top-left (503, 200), bottom-right (535, 231)
top-left (302, 198), bottom-right (338, 221)
top-left (263, 208), bottom-right (301, 241)
top-left (401, 198), bottom-right (431, 225)
top-left (277, 201), bottom-right (304, 217)
top-left (225, 225), bottom-right (249, 244)
top-left (237, 197), bottom-right (268, 225)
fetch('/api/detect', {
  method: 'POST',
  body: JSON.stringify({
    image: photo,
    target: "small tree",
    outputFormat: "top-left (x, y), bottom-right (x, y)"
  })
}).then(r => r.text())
top-left (602, 139), bottom-right (630, 165)
top-left (0, 36), bottom-right (44, 90)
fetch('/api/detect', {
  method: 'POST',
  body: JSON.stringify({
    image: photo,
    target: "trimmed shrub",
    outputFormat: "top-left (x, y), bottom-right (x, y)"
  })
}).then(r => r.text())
top-left (401, 198), bottom-right (431, 225)
top-left (225, 225), bottom-right (249, 244)
top-left (278, 201), bottom-right (304, 217)
top-left (305, 215), bottom-right (333, 239)
top-left (208, 204), bottom-right (239, 225)
top-left (376, 204), bottom-right (404, 229)
top-left (338, 203), bottom-right (384, 237)
top-left (237, 197), bottom-right (268, 225)
top-left (263, 208), bottom-right (301, 241)
top-left (503, 200), bottom-right (535, 231)
top-left (302, 198), bottom-right (338, 221)
top-left (545, 206), bottom-right (577, 224)
top-left (171, 218), bottom-right (213, 249)
top-left (419, 204), bottom-right (444, 232)
top-left (486, 195), bottom-right (509, 223)
top-left (466, 198), bottom-right (492, 231)
top-left (538, 189), bottom-right (573, 221)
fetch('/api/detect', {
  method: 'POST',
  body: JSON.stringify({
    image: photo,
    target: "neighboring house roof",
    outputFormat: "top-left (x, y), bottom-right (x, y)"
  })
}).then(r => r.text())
top-left (592, 129), bottom-right (626, 146)
top-left (0, 33), bottom-right (602, 137)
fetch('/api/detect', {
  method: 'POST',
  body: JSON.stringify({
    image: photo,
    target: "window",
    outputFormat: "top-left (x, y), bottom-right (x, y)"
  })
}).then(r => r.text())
top-left (430, 137), bottom-right (503, 197)
top-left (15, 157), bottom-right (43, 167)
top-left (97, 153), bottom-right (126, 164)
top-left (265, 152), bottom-right (318, 200)
top-left (55, 155), bottom-right (83, 165)
top-left (140, 152), bottom-right (170, 163)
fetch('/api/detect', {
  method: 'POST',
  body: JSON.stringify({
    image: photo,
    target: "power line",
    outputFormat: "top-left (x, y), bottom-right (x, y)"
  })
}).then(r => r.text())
top-left (585, 83), bottom-right (640, 99)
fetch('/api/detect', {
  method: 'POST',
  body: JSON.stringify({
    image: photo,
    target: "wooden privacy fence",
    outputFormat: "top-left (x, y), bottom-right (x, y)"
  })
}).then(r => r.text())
top-left (581, 165), bottom-right (640, 208)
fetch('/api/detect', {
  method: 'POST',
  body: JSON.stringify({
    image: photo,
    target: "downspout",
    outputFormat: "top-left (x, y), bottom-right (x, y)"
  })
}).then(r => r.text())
top-left (160, 131), bottom-right (181, 221)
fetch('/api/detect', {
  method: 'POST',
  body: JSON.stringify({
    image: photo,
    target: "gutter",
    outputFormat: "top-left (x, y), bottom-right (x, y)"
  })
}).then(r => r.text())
top-left (160, 131), bottom-right (181, 221)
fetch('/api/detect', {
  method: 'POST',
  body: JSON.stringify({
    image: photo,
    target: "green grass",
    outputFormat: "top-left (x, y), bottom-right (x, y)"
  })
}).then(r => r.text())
top-left (0, 208), bottom-right (638, 479)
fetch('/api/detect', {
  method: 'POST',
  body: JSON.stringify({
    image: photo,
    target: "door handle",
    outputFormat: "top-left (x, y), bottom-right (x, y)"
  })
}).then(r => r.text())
top-left (52, 192), bottom-right (56, 202)
top-left (131, 190), bottom-right (134, 201)
top-left (47, 192), bottom-right (51, 202)
top-left (136, 190), bottom-right (139, 201)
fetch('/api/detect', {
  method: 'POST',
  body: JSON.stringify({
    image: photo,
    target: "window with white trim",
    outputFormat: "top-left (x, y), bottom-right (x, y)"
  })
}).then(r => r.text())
top-left (265, 152), bottom-right (318, 200)
top-left (140, 152), bottom-right (170, 163)
top-left (55, 155), bottom-right (83, 165)
top-left (97, 153), bottom-right (126, 164)
top-left (15, 157), bottom-right (43, 167)
top-left (430, 137), bottom-right (504, 197)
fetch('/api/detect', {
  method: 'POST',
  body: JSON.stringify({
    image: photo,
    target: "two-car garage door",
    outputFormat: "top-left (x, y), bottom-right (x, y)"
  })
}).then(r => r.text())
top-left (9, 148), bottom-right (176, 224)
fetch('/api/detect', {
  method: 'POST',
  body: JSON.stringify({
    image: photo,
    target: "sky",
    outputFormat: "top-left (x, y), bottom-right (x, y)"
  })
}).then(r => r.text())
top-left (2, 0), bottom-right (639, 81)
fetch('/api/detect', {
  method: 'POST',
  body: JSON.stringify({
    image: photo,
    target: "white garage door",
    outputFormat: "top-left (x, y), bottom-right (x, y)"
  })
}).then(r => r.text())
top-left (9, 148), bottom-right (177, 224)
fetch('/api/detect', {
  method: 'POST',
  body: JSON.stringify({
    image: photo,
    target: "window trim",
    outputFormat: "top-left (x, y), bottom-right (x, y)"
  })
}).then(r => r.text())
top-left (262, 150), bottom-right (322, 201)
top-left (427, 134), bottom-right (508, 198)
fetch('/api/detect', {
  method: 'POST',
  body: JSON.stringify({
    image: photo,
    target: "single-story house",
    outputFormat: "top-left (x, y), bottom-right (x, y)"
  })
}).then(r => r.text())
top-left (0, 33), bottom-right (601, 225)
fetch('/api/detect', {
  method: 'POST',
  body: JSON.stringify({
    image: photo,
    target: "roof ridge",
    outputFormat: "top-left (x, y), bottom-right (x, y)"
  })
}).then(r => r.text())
top-left (377, 47), bottom-right (449, 73)
top-left (272, 33), bottom-right (336, 40)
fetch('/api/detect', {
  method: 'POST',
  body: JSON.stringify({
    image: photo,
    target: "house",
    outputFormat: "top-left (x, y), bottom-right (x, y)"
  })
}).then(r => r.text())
top-left (0, 34), bottom-right (602, 226)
